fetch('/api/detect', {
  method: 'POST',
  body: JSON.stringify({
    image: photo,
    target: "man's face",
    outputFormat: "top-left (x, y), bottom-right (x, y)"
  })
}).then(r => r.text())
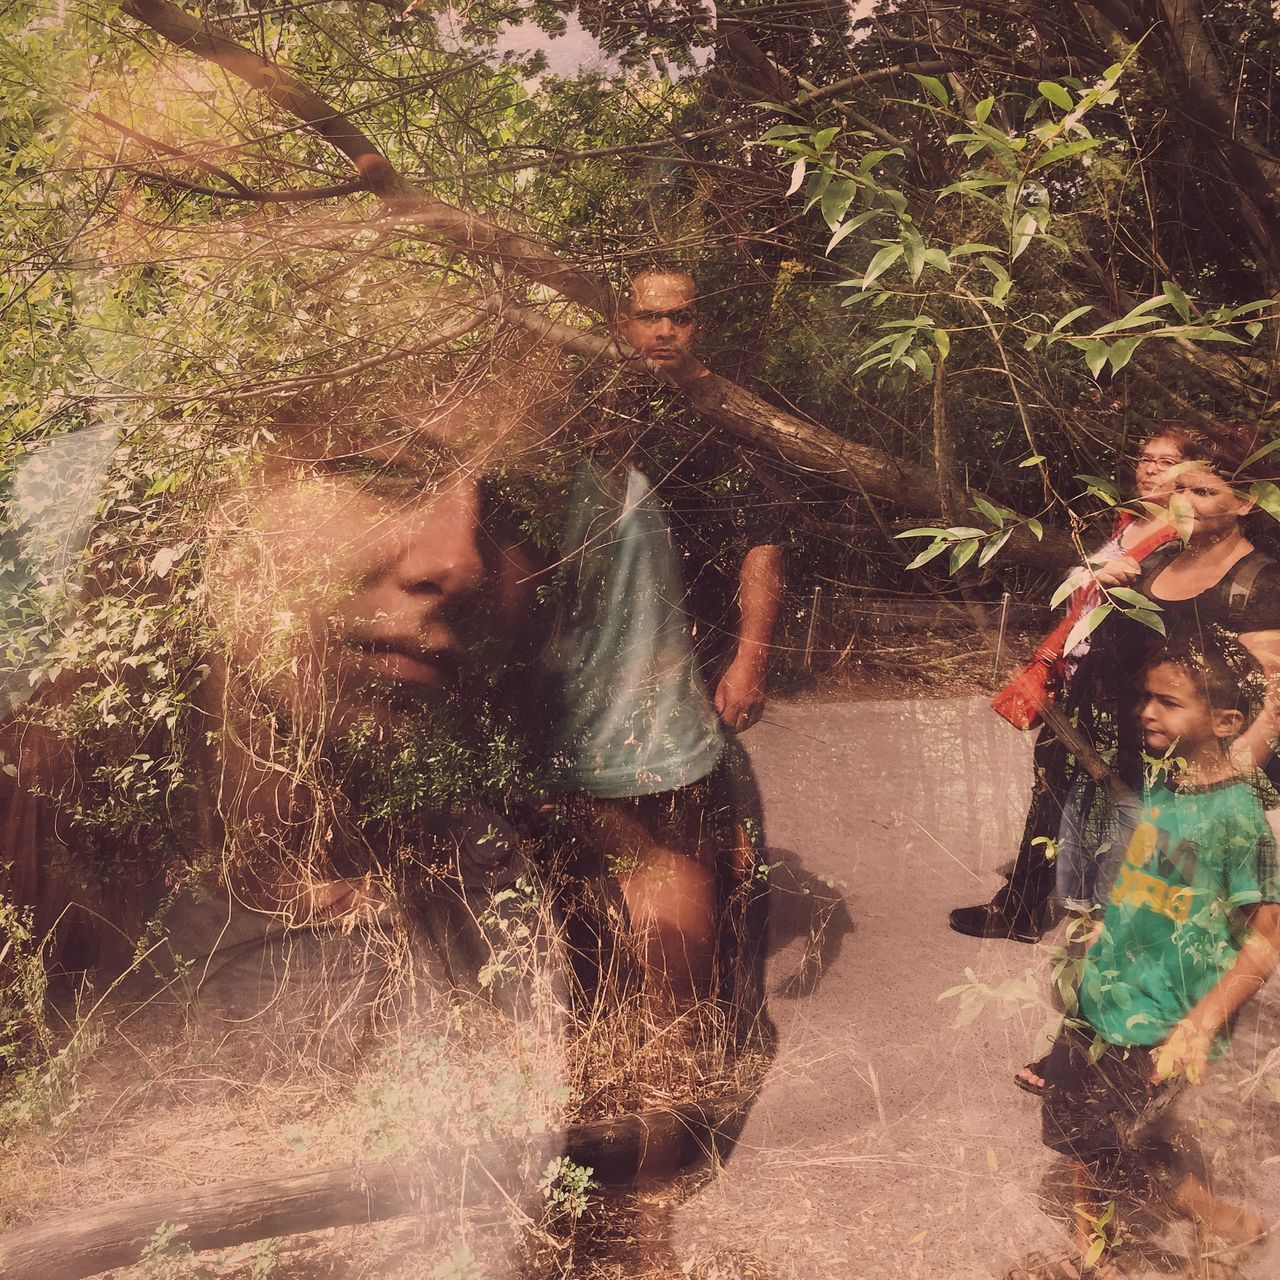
top-left (209, 397), bottom-right (544, 735)
top-left (619, 272), bottom-right (699, 379)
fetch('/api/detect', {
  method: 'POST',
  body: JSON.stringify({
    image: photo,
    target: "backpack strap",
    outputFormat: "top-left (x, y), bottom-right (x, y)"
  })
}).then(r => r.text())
top-left (1228, 553), bottom-right (1271, 623)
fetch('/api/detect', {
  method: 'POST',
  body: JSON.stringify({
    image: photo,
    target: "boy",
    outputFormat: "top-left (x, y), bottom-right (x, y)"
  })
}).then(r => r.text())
top-left (1034, 639), bottom-right (1280, 1274)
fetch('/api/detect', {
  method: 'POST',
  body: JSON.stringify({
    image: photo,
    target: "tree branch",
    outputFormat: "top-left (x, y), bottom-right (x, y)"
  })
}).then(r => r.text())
top-left (130, 169), bottom-right (365, 202)
top-left (119, 0), bottom-right (613, 315)
top-left (119, 0), bottom-right (1073, 572)
top-left (493, 301), bottom-right (1072, 571)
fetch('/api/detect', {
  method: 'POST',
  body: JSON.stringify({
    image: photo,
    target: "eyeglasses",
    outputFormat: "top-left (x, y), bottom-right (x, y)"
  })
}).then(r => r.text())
top-left (1136, 452), bottom-right (1182, 470)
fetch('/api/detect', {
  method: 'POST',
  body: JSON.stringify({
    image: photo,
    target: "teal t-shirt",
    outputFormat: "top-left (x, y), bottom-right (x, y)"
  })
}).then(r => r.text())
top-left (1081, 776), bottom-right (1280, 1050)
top-left (545, 459), bottom-right (724, 799)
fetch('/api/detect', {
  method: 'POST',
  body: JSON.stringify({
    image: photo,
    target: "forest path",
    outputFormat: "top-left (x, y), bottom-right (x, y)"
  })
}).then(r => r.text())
top-left (674, 696), bottom-right (1280, 1280)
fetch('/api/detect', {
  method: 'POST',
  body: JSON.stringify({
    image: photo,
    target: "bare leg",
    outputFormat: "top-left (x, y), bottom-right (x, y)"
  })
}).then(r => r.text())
top-left (1167, 1172), bottom-right (1266, 1246)
top-left (1071, 1159), bottom-right (1099, 1258)
top-left (618, 844), bottom-right (715, 1011)
top-left (580, 796), bottom-right (718, 1016)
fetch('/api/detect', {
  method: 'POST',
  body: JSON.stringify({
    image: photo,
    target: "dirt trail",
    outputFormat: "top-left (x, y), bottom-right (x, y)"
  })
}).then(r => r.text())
top-left (674, 695), bottom-right (1280, 1280)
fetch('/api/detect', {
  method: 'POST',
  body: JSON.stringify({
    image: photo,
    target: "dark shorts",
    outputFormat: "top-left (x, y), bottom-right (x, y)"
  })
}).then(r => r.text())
top-left (1041, 1024), bottom-right (1191, 1197)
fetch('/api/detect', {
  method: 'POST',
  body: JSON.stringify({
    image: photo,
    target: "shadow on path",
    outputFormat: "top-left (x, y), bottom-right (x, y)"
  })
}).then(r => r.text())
top-left (761, 846), bottom-right (854, 1001)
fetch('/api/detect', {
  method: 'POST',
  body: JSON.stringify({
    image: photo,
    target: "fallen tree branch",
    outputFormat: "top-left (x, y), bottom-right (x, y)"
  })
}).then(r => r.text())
top-left (492, 299), bottom-right (1074, 570)
top-left (119, 0), bottom-right (1075, 572)
top-left (0, 1097), bottom-right (748, 1280)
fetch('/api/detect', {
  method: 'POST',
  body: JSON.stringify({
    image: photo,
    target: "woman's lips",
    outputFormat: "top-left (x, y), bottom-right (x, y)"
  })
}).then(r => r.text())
top-left (344, 637), bottom-right (460, 687)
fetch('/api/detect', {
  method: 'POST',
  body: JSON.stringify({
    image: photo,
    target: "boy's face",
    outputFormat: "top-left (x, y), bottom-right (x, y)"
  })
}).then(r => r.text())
top-left (1139, 661), bottom-right (1238, 755)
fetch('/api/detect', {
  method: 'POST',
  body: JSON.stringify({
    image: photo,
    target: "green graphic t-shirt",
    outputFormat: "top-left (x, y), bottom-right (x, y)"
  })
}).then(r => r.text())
top-left (1080, 776), bottom-right (1280, 1050)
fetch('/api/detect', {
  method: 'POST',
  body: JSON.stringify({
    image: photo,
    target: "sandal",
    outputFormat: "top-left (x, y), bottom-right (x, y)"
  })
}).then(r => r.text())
top-left (1014, 1055), bottom-right (1050, 1097)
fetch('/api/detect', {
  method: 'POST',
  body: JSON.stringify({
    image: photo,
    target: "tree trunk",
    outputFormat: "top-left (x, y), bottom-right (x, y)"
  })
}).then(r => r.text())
top-left (0, 1099), bottom-right (746, 1280)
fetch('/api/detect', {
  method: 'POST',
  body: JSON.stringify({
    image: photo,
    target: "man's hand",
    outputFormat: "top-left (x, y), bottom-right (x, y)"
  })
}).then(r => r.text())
top-left (714, 654), bottom-right (767, 733)
top-left (1151, 1019), bottom-right (1214, 1086)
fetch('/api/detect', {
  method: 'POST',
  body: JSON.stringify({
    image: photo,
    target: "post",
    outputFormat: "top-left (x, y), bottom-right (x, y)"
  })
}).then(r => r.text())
top-left (803, 584), bottom-right (822, 670)
top-left (992, 590), bottom-right (1011, 680)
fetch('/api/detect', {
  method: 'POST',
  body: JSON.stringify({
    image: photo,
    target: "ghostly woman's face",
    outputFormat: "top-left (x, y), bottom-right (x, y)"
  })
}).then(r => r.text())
top-left (207, 396), bottom-right (544, 735)
top-left (1133, 434), bottom-right (1185, 503)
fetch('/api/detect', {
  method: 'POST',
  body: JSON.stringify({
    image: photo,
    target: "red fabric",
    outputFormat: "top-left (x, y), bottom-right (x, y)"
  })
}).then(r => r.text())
top-left (991, 524), bottom-right (1176, 730)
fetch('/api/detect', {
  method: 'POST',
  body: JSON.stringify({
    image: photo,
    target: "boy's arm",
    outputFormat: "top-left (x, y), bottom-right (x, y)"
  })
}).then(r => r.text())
top-left (1153, 902), bottom-right (1280, 1084)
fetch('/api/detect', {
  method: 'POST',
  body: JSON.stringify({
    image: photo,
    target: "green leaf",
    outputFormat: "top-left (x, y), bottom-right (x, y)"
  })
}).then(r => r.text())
top-left (1020, 455), bottom-right (1046, 467)
top-left (1106, 587), bottom-right (1157, 610)
top-left (972, 496), bottom-right (1006, 527)
top-left (979, 255), bottom-right (1010, 288)
top-left (1063, 604), bottom-right (1114, 657)
top-left (1083, 1238), bottom-right (1105, 1269)
top-left (974, 96), bottom-right (995, 124)
top-left (1027, 518), bottom-right (1044, 541)
top-left (1078, 474), bottom-right (1121, 504)
top-left (756, 124), bottom-right (811, 143)
top-left (1161, 280), bottom-right (1191, 323)
top-left (949, 538), bottom-right (979, 573)
top-left (826, 208), bottom-right (881, 254)
top-left (1037, 80), bottom-right (1074, 110)
top-left (1032, 138), bottom-right (1102, 169)
top-left (1250, 480), bottom-right (1280, 520)
top-left (911, 73), bottom-right (950, 106)
top-left (1126, 608), bottom-right (1166, 636)
top-left (1011, 213), bottom-right (1039, 261)
top-left (1107, 335), bottom-right (1141, 372)
top-left (902, 224), bottom-right (926, 281)
top-left (978, 527), bottom-right (1012, 566)
top-left (932, 328), bottom-right (951, 360)
top-left (1091, 293), bottom-right (1172, 335)
top-left (905, 541), bottom-right (949, 570)
top-left (820, 179), bottom-right (858, 230)
top-left (948, 242), bottom-right (1002, 257)
top-left (1246, 321), bottom-right (1265, 340)
top-left (912, 346), bottom-right (934, 380)
top-left (1050, 575), bottom-right (1080, 611)
top-left (861, 242), bottom-right (903, 288)
top-left (1051, 304), bottom-right (1093, 333)
top-left (812, 126), bottom-right (840, 154)
top-left (1239, 439), bottom-right (1280, 472)
top-left (896, 527), bottom-right (953, 539)
top-left (1082, 340), bottom-right (1108, 379)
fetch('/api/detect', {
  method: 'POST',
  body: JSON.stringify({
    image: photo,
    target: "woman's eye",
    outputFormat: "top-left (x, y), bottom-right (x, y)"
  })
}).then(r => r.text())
top-left (319, 456), bottom-right (440, 498)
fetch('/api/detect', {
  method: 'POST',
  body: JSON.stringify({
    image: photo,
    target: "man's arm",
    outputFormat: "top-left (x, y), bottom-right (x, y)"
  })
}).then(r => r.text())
top-left (713, 543), bottom-right (784, 733)
top-left (1153, 901), bottom-right (1280, 1084)
top-left (1237, 630), bottom-right (1280, 768)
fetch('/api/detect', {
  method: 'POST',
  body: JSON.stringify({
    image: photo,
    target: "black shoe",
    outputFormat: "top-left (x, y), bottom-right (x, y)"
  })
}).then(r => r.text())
top-left (948, 901), bottom-right (1044, 944)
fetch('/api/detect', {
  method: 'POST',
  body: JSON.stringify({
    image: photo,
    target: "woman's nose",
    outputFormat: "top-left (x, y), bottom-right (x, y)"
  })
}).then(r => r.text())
top-left (392, 479), bottom-right (487, 599)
